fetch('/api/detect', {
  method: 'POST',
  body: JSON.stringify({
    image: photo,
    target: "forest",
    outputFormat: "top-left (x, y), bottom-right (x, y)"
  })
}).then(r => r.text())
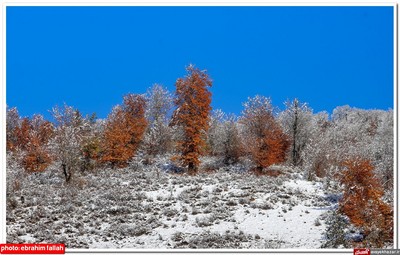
top-left (6, 65), bottom-right (394, 249)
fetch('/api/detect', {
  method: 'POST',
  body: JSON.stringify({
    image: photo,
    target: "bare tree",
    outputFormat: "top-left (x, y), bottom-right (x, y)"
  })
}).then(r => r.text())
top-left (279, 98), bottom-right (313, 167)
top-left (207, 110), bottom-right (242, 165)
top-left (142, 84), bottom-right (174, 156)
top-left (50, 104), bottom-right (88, 182)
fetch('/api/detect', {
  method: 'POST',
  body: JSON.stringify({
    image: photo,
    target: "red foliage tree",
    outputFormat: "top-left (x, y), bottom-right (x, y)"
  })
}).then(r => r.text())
top-left (21, 116), bottom-right (54, 172)
top-left (14, 118), bottom-right (31, 151)
top-left (101, 94), bottom-right (147, 168)
top-left (240, 96), bottom-right (289, 174)
top-left (172, 65), bottom-right (212, 174)
top-left (339, 157), bottom-right (393, 247)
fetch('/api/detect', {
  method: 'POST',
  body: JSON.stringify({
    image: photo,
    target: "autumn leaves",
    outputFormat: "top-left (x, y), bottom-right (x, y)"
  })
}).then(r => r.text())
top-left (99, 65), bottom-right (291, 175)
top-left (338, 158), bottom-right (393, 247)
top-left (240, 96), bottom-right (289, 174)
top-left (101, 94), bottom-right (147, 168)
top-left (170, 65), bottom-right (290, 175)
top-left (172, 65), bottom-right (212, 174)
top-left (6, 64), bottom-right (292, 175)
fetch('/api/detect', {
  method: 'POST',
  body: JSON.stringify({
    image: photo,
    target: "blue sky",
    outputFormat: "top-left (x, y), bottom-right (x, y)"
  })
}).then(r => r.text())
top-left (7, 6), bottom-right (394, 119)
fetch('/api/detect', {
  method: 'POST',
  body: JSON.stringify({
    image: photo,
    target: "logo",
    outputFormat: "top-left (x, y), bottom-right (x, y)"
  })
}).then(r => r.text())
top-left (354, 248), bottom-right (370, 255)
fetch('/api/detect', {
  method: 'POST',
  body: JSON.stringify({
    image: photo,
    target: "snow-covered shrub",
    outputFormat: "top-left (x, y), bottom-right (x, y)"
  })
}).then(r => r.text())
top-left (112, 223), bottom-right (150, 237)
top-left (199, 156), bottom-right (225, 172)
top-left (128, 155), bottom-right (146, 172)
top-left (322, 210), bottom-right (350, 248)
top-left (171, 230), bottom-right (253, 249)
top-left (257, 201), bottom-right (274, 210)
top-left (105, 206), bottom-right (131, 215)
top-left (260, 239), bottom-right (284, 249)
top-left (226, 199), bottom-right (237, 206)
top-left (195, 214), bottom-right (217, 227)
top-left (162, 208), bottom-right (178, 218)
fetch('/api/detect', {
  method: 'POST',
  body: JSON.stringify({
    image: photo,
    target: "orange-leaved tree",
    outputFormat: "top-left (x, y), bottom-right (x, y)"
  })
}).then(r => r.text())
top-left (339, 157), bottom-right (393, 247)
top-left (21, 115), bottom-right (54, 172)
top-left (171, 64), bottom-right (212, 174)
top-left (101, 94), bottom-right (147, 168)
top-left (240, 95), bottom-right (289, 174)
top-left (13, 118), bottom-right (31, 151)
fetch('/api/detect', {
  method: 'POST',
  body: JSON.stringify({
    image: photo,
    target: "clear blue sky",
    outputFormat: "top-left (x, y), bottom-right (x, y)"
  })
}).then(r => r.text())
top-left (7, 6), bottom-right (394, 119)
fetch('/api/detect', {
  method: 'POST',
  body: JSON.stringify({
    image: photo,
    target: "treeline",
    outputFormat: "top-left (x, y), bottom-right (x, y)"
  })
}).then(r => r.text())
top-left (6, 65), bottom-right (393, 182)
top-left (6, 65), bottom-right (394, 183)
top-left (6, 64), bottom-right (394, 246)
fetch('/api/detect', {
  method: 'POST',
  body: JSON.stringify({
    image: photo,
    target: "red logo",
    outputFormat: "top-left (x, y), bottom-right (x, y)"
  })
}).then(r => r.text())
top-left (0, 244), bottom-right (65, 254)
top-left (354, 248), bottom-right (370, 255)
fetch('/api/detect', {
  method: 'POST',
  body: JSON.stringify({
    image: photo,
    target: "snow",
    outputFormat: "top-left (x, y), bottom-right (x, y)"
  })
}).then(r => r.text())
top-left (6, 158), bottom-right (340, 249)
top-left (284, 179), bottom-right (324, 195)
top-left (95, 169), bottom-right (331, 248)
top-left (232, 204), bottom-right (326, 248)
top-left (18, 234), bottom-right (36, 243)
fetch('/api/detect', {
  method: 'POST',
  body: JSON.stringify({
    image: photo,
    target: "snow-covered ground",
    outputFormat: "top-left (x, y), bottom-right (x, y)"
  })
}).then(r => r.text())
top-left (6, 159), bottom-right (337, 249)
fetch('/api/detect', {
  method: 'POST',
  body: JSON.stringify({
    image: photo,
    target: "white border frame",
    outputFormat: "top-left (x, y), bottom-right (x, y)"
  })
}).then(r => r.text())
top-left (1, 0), bottom-right (6, 249)
top-left (394, 2), bottom-right (398, 251)
top-left (0, 2), bottom-right (397, 6)
top-left (0, 2), bottom-right (397, 255)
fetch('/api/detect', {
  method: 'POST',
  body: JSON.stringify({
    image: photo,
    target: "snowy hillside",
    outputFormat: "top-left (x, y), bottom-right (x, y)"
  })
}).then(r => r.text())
top-left (6, 157), bottom-right (339, 249)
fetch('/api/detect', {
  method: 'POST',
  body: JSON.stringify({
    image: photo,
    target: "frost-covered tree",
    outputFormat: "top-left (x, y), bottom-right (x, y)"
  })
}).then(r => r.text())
top-left (329, 106), bottom-right (394, 190)
top-left (6, 106), bottom-right (21, 152)
top-left (142, 84), bottom-right (174, 156)
top-left (80, 113), bottom-right (102, 172)
top-left (220, 115), bottom-right (242, 165)
top-left (207, 110), bottom-right (242, 165)
top-left (240, 95), bottom-right (289, 174)
top-left (279, 98), bottom-right (313, 167)
top-left (50, 104), bottom-right (89, 182)
top-left (171, 64), bottom-right (212, 174)
top-left (330, 106), bottom-right (370, 157)
top-left (367, 110), bottom-right (393, 191)
top-left (206, 109), bottom-right (226, 156)
top-left (301, 105), bottom-right (393, 187)
top-left (329, 106), bottom-right (384, 161)
top-left (300, 111), bottom-right (333, 180)
top-left (101, 94), bottom-right (147, 168)
top-left (145, 84), bottom-right (174, 124)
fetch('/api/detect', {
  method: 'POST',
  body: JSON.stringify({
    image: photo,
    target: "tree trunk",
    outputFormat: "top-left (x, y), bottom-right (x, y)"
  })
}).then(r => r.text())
top-left (188, 162), bottom-right (197, 175)
top-left (62, 163), bottom-right (72, 182)
top-left (292, 104), bottom-right (298, 166)
top-left (255, 166), bottom-right (263, 175)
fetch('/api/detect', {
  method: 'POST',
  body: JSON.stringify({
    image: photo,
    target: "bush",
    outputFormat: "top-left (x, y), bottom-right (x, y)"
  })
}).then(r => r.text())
top-left (322, 210), bottom-right (349, 248)
top-left (338, 158), bottom-right (393, 247)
